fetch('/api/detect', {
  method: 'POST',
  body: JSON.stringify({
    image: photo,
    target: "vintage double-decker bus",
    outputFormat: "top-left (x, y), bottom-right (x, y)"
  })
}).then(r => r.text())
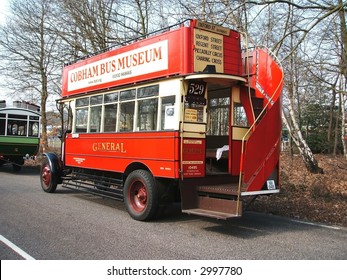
top-left (0, 100), bottom-right (40, 171)
top-left (40, 20), bottom-right (284, 221)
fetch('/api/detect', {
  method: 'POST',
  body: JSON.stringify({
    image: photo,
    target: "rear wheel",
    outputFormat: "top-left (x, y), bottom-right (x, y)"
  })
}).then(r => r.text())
top-left (124, 170), bottom-right (158, 221)
top-left (12, 157), bottom-right (24, 172)
top-left (12, 163), bottom-right (22, 172)
top-left (40, 157), bottom-right (57, 193)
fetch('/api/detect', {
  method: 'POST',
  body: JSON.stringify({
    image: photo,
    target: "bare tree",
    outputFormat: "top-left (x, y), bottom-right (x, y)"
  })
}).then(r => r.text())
top-left (0, 0), bottom-right (62, 153)
top-left (243, 0), bottom-right (346, 169)
top-left (52, 0), bottom-right (118, 60)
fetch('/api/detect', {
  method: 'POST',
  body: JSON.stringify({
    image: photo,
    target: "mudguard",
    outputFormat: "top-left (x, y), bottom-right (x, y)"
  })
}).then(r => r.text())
top-left (43, 152), bottom-right (63, 184)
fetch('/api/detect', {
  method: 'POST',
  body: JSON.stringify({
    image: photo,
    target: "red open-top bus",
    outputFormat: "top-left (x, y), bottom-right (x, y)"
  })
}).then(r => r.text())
top-left (40, 19), bottom-right (284, 221)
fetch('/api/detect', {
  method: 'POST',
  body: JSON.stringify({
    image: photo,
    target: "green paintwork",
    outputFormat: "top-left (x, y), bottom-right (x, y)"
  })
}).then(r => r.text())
top-left (0, 136), bottom-right (40, 156)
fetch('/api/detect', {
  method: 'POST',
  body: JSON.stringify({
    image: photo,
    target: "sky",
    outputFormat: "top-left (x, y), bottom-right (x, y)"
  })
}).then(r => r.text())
top-left (0, 0), bottom-right (9, 22)
top-left (0, 0), bottom-right (10, 104)
top-left (0, 0), bottom-right (58, 109)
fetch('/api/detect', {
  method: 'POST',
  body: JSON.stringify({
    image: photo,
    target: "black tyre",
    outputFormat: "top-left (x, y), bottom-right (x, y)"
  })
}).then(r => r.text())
top-left (40, 157), bottom-right (57, 193)
top-left (123, 170), bottom-right (158, 221)
top-left (12, 163), bottom-right (22, 172)
top-left (12, 157), bottom-right (24, 172)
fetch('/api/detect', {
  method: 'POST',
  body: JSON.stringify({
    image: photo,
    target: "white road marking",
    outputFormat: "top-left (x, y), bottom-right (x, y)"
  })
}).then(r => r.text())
top-left (0, 235), bottom-right (35, 260)
top-left (291, 220), bottom-right (341, 230)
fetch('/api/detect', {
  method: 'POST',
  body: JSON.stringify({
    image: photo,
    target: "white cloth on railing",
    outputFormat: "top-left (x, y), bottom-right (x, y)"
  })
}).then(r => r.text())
top-left (216, 145), bottom-right (229, 160)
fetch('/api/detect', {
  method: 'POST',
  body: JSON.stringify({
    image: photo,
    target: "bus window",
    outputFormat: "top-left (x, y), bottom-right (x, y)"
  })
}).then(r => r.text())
top-left (7, 120), bottom-right (26, 136)
top-left (137, 98), bottom-right (158, 131)
top-left (75, 97), bottom-right (89, 132)
top-left (119, 89), bottom-right (136, 132)
top-left (104, 103), bottom-right (117, 132)
top-left (137, 85), bottom-right (159, 98)
top-left (76, 97), bottom-right (89, 107)
top-left (161, 96), bottom-right (175, 130)
top-left (11, 123), bottom-right (18, 135)
top-left (29, 116), bottom-right (39, 136)
top-left (120, 89), bottom-right (136, 101)
top-left (89, 105), bottom-right (102, 132)
top-left (104, 92), bottom-right (118, 132)
top-left (75, 108), bottom-right (88, 132)
top-left (90, 95), bottom-right (103, 105)
top-left (89, 95), bottom-right (102, 132)
top-left (233, 103), bottom-right (249, 127)
top-left (136, 85), bottom-right (159, 131)
top-left (208, 96), bottom-right (230, 136)
top-left (119, 101), bottom-right (134, 132)
top-left (18, 124), bottom-right (26, 136)
top-left (104, 92), bottom-right (118, 103)
top-left (29, 121), bottom-right (39, 136)
top-left (0, 116), bottom-right (5, 135)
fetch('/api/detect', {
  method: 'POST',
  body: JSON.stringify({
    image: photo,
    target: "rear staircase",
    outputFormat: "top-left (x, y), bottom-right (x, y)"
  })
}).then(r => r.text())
top-left (181, 47), bottom-right (284, 219)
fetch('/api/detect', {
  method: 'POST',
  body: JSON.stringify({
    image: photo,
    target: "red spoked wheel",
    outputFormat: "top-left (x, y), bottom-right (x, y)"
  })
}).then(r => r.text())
top-left (129, 181), bottom-right (148, 212)
top-left (40, 157), bottom-right (57, 193)
top-left (124, 170), bottom-right (158, 221)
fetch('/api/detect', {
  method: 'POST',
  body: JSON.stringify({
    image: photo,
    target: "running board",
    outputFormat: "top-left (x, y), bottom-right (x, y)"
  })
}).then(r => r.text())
top-left (61, 170), bottom-right (124, 201)
top-left (62, 180), bottom-right (123, 201)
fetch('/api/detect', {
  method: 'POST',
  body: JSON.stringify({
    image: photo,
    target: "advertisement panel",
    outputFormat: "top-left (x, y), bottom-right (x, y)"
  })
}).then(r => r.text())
top-left (62, 29), bottom-right (187, 97)
top-left (193, 28), bottom-right (224, 73)
top-left (67, 41), bottom-right (168, 93)
top-left (182, 139), bottom-right (205, 178)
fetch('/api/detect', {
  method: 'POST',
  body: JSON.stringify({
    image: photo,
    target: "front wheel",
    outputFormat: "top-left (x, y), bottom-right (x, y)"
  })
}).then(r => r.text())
top-left (12, 157), bottom-right (24, 172)
top-left (40, 157), bottom-right (57, 193)
top-left (123, 170), bottom-right (158, 221)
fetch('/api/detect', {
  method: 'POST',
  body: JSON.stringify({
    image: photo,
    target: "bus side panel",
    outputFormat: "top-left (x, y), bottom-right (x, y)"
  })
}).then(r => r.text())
top-left (64, 131), bottom-right (180, 178)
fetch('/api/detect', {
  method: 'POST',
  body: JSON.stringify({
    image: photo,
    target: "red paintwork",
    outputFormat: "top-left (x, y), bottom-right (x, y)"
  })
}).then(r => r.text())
top-left (223, 33), bottom-right (242, 75)
top-left (242, 99), bottom-right (282, 191)
top-left (64, 131), bottom-right (180, 178)
top-left (250, 48), bottom-right (283, 108)
top-left (128, 181), bottom-right (147, 212)
top-left (182, 138), bottom-right (206, 177)
top-left (41, 164), bottom-right (52, 189)
top-left (230, 140), bottom-right (242, 176)
top-left (241, 48), bottom-right (283, 191)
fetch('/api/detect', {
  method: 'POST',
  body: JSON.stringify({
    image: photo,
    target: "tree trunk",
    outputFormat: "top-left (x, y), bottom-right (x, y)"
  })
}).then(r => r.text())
top-left (283, 3), bottom-right (324, 173)
top-left (40, 72), bottom-right (49, 154)
top-left (327, 85), bottom-right (337, 153)
top-left (338, 0), bottom-right (347, 80)
top-left (340, 81), bottom-right (347, 160)
top-left (283, 107), bottom-right (324, 174)
top-left (338, 0), bottom-right (347, 159)
top-left (333, 94), bottom-right (340, 156)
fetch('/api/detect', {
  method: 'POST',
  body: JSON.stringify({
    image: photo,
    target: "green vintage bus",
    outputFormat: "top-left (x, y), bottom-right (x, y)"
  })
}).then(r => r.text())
top-left (0, 100), bottom-right (40, 171)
